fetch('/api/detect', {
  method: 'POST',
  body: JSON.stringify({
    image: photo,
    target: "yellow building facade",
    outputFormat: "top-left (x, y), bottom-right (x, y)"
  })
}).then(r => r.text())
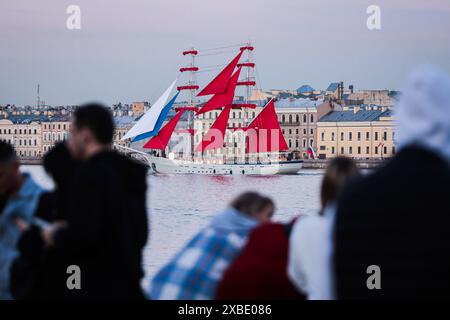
top-left (316, 108), bottom-right (396, 159)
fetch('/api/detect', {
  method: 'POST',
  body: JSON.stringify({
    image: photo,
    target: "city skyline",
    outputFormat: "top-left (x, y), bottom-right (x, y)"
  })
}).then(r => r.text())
top-left (1, 0), bottom-right (450, 106)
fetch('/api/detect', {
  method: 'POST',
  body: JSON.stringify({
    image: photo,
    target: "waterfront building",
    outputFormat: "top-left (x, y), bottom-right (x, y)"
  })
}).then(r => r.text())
top-left (192, 98), bottom-right (338, 162)
top-left (41, 115), bottom-right (71, 153)
top-left (113, 115), bottom-right (136, 148)
top-left (316, 106), bottom-right (396, 160)
top-left (0, 118), bottom-right (42, 157)
top-left (276, 98), bottom-right (338, 159)
top-left (0, 113), bottom-right (71, 157)
top-left (193, 105), bottom-right (262, 163)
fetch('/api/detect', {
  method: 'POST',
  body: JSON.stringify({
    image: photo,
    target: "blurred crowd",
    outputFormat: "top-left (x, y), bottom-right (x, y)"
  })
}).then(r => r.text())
top-left (0, 65), bottom-right (449, 300)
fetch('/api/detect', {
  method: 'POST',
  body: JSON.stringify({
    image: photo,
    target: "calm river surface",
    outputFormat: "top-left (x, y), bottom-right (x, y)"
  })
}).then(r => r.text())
top-left (21, 165), bottom-right (324, 285)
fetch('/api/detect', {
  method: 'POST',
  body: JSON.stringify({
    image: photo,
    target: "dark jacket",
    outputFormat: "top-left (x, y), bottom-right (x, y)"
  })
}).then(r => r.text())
top-left (10, 143), bottom-right (80, 299)
top-left (334, 146), bottom-right (450, 299)
top-left (41, 150), bottom-right (148, 299)
top-left (43, 142), bottom-right (81, 220)
top-left (216, 222), bottom-right (305, 300)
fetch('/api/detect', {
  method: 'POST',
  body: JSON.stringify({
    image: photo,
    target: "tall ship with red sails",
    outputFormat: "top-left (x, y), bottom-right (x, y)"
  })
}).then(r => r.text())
top-left (121, 43), bottom-right (303, 175)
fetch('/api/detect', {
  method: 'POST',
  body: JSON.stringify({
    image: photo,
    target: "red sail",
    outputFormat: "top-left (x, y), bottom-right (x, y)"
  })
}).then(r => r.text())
top-left (196, 67), bottom-right (241, 115)
top-left (197, 51), bottom-right (243, 97)
top-left (143, 110), bottom-right (184, 150)
top-left (245, 99), bottom-right (289, 153)
top-left (196, 105), bottom-right (232, 152)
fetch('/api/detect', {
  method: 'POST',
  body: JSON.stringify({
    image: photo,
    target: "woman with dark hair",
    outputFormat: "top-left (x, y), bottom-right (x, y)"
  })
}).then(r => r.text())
top-left (287, 157), bottom-right (360, 299)
top-left (148, 192), bottom-right (274, 300)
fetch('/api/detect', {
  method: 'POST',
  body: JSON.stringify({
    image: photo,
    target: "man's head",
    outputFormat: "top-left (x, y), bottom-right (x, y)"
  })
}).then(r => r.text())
top-left (0, 141), bottom-right (22, 196)
top-left (69, 103), bottom-right (114, 159)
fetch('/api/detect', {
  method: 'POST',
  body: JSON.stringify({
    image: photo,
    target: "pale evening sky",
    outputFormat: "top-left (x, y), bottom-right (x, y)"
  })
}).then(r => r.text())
top-left (1, 0), bottom-right (449, 106)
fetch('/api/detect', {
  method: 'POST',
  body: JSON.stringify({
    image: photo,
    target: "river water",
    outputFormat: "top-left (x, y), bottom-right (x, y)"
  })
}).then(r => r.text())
top-left (21, 166), bottom-right (323, 285)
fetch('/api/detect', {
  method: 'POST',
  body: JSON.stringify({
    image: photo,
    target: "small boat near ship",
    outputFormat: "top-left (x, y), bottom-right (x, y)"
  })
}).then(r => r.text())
top-left (119, 43), bottom-right (303, 175)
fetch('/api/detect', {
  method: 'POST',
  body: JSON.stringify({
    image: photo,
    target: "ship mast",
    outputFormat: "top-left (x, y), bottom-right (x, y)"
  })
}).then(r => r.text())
top-left (237, 42), bottom-right (256, 105)
top-left (177, 48), bottom-right (199, 161)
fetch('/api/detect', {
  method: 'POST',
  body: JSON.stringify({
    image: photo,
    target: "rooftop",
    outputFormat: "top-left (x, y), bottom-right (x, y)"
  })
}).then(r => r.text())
top-left (0, 113), bottom-right (71, 124)
top-left (296, 84), bottom-right (315, 93)
top-left (326, 82), bottom-right (340, 92)
top-left (275, 98), bottom-right (323, 109)
top-left (318, 109), bottom-right (392, 122)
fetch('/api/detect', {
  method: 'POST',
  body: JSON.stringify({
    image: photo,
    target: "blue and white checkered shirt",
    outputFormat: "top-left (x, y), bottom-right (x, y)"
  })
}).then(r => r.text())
top-left (148, 207), bottom-right (259, 300)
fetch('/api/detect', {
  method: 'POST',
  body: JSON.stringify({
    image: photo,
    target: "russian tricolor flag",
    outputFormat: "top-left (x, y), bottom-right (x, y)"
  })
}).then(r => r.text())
top-left (307, 146), bottom-right (317, 159)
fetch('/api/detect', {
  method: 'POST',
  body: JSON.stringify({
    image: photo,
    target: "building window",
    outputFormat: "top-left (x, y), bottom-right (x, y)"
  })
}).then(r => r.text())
top-left (289, 139), bottom-right (292, 148)
top-left (366, 132), bottom-right (370, 141)
top-left (310, 128), bottom-right (313, 135)
top-left (289, 115), bottom-right (292, 124)
top-left (302, 139), bottom-right (306, 148)
top-left (375, 132), bottom-right (379, 141)
top-left (303, 129), bottom-right (306, 135)
top-left (296, 115), bottom-right (299, 123)
top-left (296, 140), bottom-right (299, 148)
top-left (331, 132), bottom-right (335, 141)
top-left (349, 146), bottom-right (352, 154)
top-left (357, 146), bottom-right (361, 154)
top-left (331, 146), bottom-right (335, 154)
top-left (321, 132), bottom-right (325, 141)
top-left (341, 132), bottom-right (344, 141)
top-left (392, 131), bottom-right (395, 141)
top-left (375, 146), bottom-right (378, 154)
top-left (366, 146), bottom-right (370, 154)
top-left (392, 146), bottom-right (396, 154)
top-left (310, 114), bottom-right (314, 123)
top-left (357, 132), bottom-right (361, 141)
top-left (289, 129), bottom-right (292, 135)
top-left (303, 114), bottom-right (307, 123)
top-left (349, 132), bottom-right (352, 141)
top-left (340, 147), bottom-right (344, 154)
top-left (310, 139), bottom-right (313, 147)
top-left (282, 115), bottom-right (285, 123)
top-left (384, 146), bottom-right (387, 155)
top-left (296, 129), bottom-right (299, 134)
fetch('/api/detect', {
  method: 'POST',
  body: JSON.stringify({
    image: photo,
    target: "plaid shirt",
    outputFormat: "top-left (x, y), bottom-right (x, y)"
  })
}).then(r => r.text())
top-left (148, 208), bottom-right (259, 300)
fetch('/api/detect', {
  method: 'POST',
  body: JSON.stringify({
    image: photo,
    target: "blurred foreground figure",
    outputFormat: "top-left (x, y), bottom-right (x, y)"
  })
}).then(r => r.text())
top-left (20, 104), bottom-right (148, 299)
top-left (0, 142), bottom-right (45, 299)
top-left (287, 157), bottom-right (360, 299)
top-left (149, 192), bottom-right (274, 300)
top-left (334, 65), bottom-right (450, 299)
top-left (216, 219), bottom-right (305, 300)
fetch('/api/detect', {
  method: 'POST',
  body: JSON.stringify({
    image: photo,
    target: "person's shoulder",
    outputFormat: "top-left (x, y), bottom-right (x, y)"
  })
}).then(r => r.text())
top-left (251, 222), bottom-right (284, 236)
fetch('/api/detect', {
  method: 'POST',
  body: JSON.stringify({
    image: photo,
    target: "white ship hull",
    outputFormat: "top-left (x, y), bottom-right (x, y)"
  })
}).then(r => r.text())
top-left (145, 155), bottom-right (303, 175)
